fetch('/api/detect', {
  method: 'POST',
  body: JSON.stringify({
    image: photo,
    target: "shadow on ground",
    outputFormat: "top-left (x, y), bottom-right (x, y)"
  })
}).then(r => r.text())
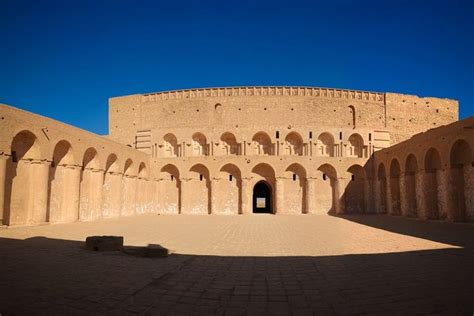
top-left (0, 219), bottom-right (473, 316)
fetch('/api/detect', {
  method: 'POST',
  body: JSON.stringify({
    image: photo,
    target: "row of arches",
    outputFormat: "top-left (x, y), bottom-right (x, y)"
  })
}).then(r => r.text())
top-left (160, 131), bottom-right (368, 158)
top-left (1, 130), bottom-right (149, 226)
top-left (157, 162), bottom-right (369, 216)
top-left (377, 139), bottom-right (473, 222)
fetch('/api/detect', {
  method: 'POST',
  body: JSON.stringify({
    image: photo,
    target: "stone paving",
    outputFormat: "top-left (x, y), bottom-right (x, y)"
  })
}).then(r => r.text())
top-left (0, 214), bottom-right (473, 315)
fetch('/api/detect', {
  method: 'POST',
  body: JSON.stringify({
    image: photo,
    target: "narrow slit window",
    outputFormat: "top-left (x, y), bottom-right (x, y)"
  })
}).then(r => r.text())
top-left (309, 131), bottom-right (312, 139)
top-left (171, 175), bottom-right (174, 181)
top-left (293, 174), bottom-right (296, 181)
top-left (323, 174), bottom-right (327, 181)
top-left (11, 151), bottom-right (17, 163)
top-left (369, 133), bottom-right (372, 141)
top-left (339, 132), bottom-right (342, 140)
top-left (351, 175), bottom-right (355, 181)
top-left (200, 174), bottom-right (203, 181)
top-left (276, 131), bottom-right (280, 139)
top-left (229, 174), bottom-right (233, 181)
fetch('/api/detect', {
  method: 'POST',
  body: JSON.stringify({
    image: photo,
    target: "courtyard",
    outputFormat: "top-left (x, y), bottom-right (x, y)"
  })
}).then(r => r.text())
top-left (0, 214), bottom-right (473, 315)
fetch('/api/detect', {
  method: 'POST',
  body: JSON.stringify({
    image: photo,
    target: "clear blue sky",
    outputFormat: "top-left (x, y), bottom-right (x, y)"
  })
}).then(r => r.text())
top-left (1, 0), bottom-right (473, 135)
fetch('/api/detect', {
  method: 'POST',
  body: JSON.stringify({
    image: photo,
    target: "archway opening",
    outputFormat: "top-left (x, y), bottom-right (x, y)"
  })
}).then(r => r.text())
top-left (253, 181), bottom-right (272, 214)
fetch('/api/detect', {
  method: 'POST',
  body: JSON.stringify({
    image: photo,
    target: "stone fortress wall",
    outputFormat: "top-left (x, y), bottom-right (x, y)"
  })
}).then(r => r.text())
top-left (0, 86), bottom-right (471, 227)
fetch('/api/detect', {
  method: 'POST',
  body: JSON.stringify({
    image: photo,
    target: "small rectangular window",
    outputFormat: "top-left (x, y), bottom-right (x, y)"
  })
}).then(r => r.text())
top-left (369, 133), bottom-right (372, 141)
top-left (323, 174), bottom-right (327, 181)
top-left (309, 131), bottom-right (312, 139)
top-left (229, 175), bottom-right (233, 181)
top-left (293, 174), bottom-right (296, 181)
top-left (171, 175), bottom-right (174, 181)
top-left (339, 132), bottom-right (342, 140)
top-left (351, 175), bottom-right (355, 181)
top-left (276, 131), bottom-right (280, 139)
top-left (200, 174), bottom-right (203, 181)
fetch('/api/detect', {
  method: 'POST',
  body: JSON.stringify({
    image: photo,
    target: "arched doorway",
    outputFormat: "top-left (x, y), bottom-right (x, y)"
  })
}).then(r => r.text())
top-left (253, 181), bottom-right (272, 214)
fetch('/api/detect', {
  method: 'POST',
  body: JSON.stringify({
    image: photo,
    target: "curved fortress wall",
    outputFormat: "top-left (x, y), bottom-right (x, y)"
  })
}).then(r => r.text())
top-left (109, 86), bottom-right (458, 152)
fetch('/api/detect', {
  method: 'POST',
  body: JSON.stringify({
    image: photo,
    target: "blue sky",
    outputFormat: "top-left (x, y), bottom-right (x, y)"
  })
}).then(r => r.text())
top-left (1, 0), bottom-right (473, 135)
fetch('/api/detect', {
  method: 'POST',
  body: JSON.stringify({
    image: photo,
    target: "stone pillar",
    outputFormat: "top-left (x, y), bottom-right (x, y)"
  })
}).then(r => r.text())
top-left (415, 171), bottom-right (427, 219)
top-left (210, 178), bottom-right (216, 214)
top-left (334, 177), bottom-right (345, 214)
top-left (464, 165), bottom-right (474, 222)
top-left (374, 177), bottom-right (381, 214)
top-left (306, 178), bottom-right (317, 214)
top-left (399, 173), bottom-right (408, 217)
top-left (275, 178), bottom-right (284, 214)
top-left (182, 142), bottom-right (186, 157)
top-left (31, 160), bottom-right (50, 224)
top-left (309, 140), bottom-right (313, 156)
top-left (386, 175), bottom-right (393, 215)
top-left (241, 178), bottom-right (251, 215)
top-left (0, 155), bottom-right (7, 224)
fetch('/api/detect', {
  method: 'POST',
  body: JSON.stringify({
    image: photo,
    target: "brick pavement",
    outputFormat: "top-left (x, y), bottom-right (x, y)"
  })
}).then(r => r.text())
top-left (0, 214), bottom-right (473, 315)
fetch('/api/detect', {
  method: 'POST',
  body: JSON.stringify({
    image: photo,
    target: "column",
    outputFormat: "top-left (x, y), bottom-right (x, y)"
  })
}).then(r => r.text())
top-left (306, 178), bottom-right (317, 214)
top-left (334, 177), bottom-right (345, 214)
top-left (210, 178), bottom-right (216, 214)
top-left (0, 155), bottom-right (7, 224)
top-left (399, 172), bottom-right (408, 217)
top-left (275, 178), bottom-right (284, 214)
top-left (386, 175), bottom-right (393, 215)
top-left (415, 171), bottom-right (427, 219)
top-left (31, 160), bottom-right (50, 224)
top-left (240, 178), bottom-right (251, 215)
top-left (182, 142), bottom-right (186, 157)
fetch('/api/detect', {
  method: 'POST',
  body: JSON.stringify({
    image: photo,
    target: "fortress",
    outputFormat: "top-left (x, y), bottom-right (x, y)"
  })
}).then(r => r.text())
top-left (0, 86), bottom-right (472, 226)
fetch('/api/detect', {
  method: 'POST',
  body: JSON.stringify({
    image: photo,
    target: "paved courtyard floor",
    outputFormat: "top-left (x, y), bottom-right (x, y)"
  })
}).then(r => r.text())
top-left (0, 214), bottom-right (473, 315)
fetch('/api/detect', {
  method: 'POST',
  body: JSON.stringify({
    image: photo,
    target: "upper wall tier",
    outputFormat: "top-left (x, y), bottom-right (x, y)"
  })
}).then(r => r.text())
top-left (109, 86), bottom-right (458, 148)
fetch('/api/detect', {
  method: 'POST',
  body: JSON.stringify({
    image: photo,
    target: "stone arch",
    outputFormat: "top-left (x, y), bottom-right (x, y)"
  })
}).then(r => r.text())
top-left (4, 130), bottom-right (43, 225)
top-left (317, 132), bottom-right (334, 157)
top-left (49, 140), bottom-right (80, 223)
top-left (136, 162), bottom-right (148, 214)
top-left (252, 132), bottom-right (273, 155)
top-left (283, 163), bottom-right (307, 214)
top-left (191, 132), bottom-right (208, 156)
top-left (389, 159), bottom-right (401, 215)
top-left (316, 163), bottom-right (338, 214)
top-left (121, 158), bottom-right (136, 217)
top-left (214, 163), bottom-right (242, 214)
top-left (160, 164), bottom-right (181, 214)
top-left (220, 132), bottom-right (239, 155)
top-left (184, 164), bottom-right (210, 214)
top-left (377, 163), bottom-right (387, 213)
top-left (404, 154), bottom-right (418, 218)
top-left (102, 154), bottom-right (121, 218)
top-left (424, 148), bottom-right (442, 219)
top-left (345, 164), bottom-right (367, 214)
top-left (79, 147), bottom-right (102, 221)
top-left (449, 139), bottom-right (473, 221)
top-left (251, 163), bottom-right (276, 214)
top-left (348, 133), bottom-right (365, 158)
top-left (163, 133), bottom-right (179, 157)
top-left (284, 132), bottom-right (304, 156)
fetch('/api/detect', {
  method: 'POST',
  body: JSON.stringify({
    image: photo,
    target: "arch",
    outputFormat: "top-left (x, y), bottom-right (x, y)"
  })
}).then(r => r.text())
top-left (184, 164), bottom-right (210, 214)
top-left (315, 163), bottom-right (338, 214)
top-left (348, 133), bottom-right (365, 158)
top-left (449, 139), bottom-right (472, 221)
top-left (82, 147), bottom-right (99, 170)
top-left (424, 148), bottom-right (441, 219)
top-left (49, 140), bottom-right (79, 223)
top-left (138, 162), bottom-right (147, 179)
top-left (345, 164), bottom-right (367, 214)
top-left (389, 159), bottom-right (401, 215)
top-left (253, 180), bottom-right (272, 214)
top-left (163, 133), bottom-right (179, 157)
top-left (348, 105), bottom-right (356, 128)
top-left (79, 148), bottom-right (102, 221)
top-left (404, 154), bottom-right (418, 217)
top-left (159, 164), bottom-right (181, 214)
top-left (251, 132), bottom-right (273, 155)
top-left (136, 162), bottom-right (148, 214)
top-left (10, 130), bottom-right (41, 161)
top-left (283, 163), bottom-right (307, 214)
top-left (102, 154), bottom-right (121, 218)
top-left (220, 132), bottom-right (239, 155)
top-left (4, 130), bottom-right (43, 225)
top-left (123, 158), bottom-right (134, 176)
top-left (317, 133), bottom-right (334, 157)
top-left (251, 163), bottom-right (276, 178)
top-left (377, 163), bottom-right (387, 213)
top-left (215, 163), bottom-right (242, 214)
top-left (284, 132), bottom-right (304, 156)
top-left (191, 132), bottom-right (208, 156)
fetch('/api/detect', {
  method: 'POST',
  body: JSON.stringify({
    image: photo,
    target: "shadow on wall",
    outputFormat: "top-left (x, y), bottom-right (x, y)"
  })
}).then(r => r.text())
top-left (0, 234), bottom-right (473, 315)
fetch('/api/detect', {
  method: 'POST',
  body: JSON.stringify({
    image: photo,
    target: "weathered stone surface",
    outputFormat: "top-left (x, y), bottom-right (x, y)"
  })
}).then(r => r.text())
top-left (85, 236), bottom-right (123, 251)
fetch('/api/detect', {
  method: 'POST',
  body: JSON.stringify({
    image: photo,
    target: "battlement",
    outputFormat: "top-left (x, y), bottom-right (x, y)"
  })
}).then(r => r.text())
top-left (138, 86), bottom-right (386, 103)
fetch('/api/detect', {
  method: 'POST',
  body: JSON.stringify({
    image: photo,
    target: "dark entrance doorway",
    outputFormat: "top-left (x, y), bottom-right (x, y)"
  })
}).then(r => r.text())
top-left (253, 181), bottom-right (272, 214)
